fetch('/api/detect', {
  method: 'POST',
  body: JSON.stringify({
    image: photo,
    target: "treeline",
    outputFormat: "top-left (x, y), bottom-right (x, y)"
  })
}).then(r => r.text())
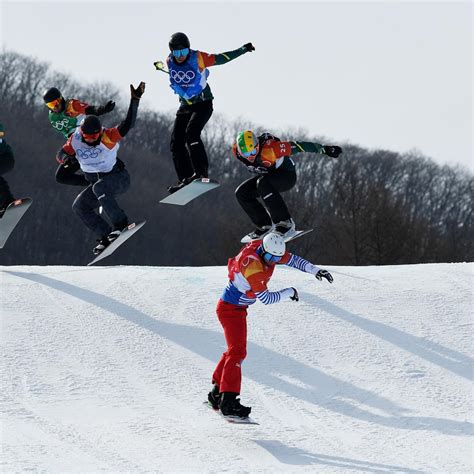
top-left (0, 50), bottom-right (472, 266)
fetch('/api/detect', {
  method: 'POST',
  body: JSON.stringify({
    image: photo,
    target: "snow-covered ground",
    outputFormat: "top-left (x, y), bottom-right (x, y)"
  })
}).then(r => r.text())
top-left (1, 263), bottom-right (473, 473)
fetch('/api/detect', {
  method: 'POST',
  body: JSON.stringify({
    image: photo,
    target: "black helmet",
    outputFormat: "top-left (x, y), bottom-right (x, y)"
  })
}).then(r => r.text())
top-left (80, 115), bottom-right (102, 135)
top-left (169, 32), bottom-right (190, 50)
top-left (42, 87), bottom-right (62, 104)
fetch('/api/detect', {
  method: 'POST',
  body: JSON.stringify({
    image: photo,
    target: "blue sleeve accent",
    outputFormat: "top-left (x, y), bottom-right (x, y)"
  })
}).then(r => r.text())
top-left (284, 254), bottom-right (311, 272)
top-left (255, 289), bottom-right (282, 305)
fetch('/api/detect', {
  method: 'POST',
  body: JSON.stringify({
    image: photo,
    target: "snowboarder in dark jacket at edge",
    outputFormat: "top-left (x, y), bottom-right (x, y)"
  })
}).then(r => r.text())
top-left (42, 87), bottom-right (116, 187)
top-left (154, 32), bottom-right (255, 194)
top-left (0, 123), bottom-right (16, 218)
top-left (55, 82), bottom-right (145, 255)
top-left (208, 232), bottom-right (333, 418)
top-left (233, 130), bottom-right (343, 240)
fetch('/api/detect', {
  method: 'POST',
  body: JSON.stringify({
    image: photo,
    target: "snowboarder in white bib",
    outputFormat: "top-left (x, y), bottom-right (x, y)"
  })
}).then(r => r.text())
top-left (233, 130), bottom-right (342, 240)
top-left (43, 87), bottom-right (117, 188)
top-left (56, 82), bottom-right (145, 255)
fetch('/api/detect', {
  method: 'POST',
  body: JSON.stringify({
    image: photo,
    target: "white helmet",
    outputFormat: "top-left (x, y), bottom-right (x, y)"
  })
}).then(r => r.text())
top-left (262, 232), bottom-right (286, 257)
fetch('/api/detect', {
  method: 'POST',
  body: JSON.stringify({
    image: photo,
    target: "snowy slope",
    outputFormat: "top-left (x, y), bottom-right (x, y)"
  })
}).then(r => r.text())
top-left (1, 263), bottom-right (472, 473)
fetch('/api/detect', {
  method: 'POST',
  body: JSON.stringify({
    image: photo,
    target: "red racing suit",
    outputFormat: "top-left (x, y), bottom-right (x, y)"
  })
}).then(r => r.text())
top-left (212, 240), bottom-right (321, 393)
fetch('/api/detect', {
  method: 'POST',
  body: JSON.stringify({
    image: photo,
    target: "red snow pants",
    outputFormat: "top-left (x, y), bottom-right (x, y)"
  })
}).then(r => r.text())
top-left (212, 299), bottom-right (248, 394)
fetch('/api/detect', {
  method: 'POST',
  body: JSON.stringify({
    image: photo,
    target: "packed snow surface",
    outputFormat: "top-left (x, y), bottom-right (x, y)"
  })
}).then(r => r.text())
top-left (1, 263), bottom-right (473, 473)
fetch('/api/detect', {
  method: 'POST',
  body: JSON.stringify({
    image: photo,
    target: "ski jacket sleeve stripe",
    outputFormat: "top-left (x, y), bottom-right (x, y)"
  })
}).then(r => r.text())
top-left (285, 254), bottom-right (321, 275)
top-left (256, 288), bottom-right (295, 305)
top-left (198, 47), bottom-right (247, 68)
top-left (255, 289), bottom-right (282, 305)
top-left (290, 141), bottom-right (325, 155)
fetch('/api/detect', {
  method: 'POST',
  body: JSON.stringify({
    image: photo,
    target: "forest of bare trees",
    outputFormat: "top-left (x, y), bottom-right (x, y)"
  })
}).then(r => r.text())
top-left (0, 50), bottom-right (472, 266)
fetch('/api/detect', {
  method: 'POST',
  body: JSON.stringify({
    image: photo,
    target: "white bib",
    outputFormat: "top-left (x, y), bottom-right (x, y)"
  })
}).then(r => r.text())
top-left (70, 130), bottom-right (119, 173)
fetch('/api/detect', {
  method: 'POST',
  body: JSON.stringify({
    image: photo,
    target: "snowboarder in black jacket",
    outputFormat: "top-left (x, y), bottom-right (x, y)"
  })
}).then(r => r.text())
top-left (0, 123), bottom-right (16, 217)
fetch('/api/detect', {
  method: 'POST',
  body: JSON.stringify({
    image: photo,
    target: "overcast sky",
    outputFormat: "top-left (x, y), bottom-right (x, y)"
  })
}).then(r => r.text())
top-left (1, 0), bottom-right (472, 170)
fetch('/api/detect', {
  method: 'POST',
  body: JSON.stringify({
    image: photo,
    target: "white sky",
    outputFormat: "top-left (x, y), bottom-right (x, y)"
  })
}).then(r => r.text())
top-left (1, 0), bottom-right (472, 170)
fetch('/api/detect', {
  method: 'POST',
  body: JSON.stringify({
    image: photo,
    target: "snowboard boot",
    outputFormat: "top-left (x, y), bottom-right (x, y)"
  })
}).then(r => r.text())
top-left (167, 180), bottom-right (188, 194)
top-left (245, 225), bottom-right (272, 241)
top-left (0, 197), bottom-right (15, 219)
top-left (188, 172), bottom-right (208, 182)
top-left (207, 383), bottom-right (221, 410)
top-left (107, 221), bottom-right (129, 243)
top-left (274, 219), bottom-right (296, 238)
top-left (219, 392), bottom-right (251, 418)
top-left (93, 236), bottom-right (110, 255)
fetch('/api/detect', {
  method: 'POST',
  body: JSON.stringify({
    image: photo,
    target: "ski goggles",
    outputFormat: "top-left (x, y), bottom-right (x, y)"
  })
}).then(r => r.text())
top-left (239, 148), bottom-right (258, 159)
top-left (172, 48), bottom-right (190, 58)
top-left (45, 98), bottom-right (62, 109)
top-left (81, 131), bottom-right (101, 141)
top-left (262, 251), bottom-right (282, 264)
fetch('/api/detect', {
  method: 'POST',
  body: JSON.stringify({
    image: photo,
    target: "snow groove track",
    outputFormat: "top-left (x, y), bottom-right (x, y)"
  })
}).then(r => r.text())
top-left (1, 264), bottom-right (473, 472)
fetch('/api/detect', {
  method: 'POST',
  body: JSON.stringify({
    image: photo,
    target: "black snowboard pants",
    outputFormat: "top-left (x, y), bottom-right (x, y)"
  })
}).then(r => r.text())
top-left (0, 154), bottom-right (15, 209)
top-left (235, 169), bottom-right (297, 227)
top-left (170, 100), bottom-right (213, 181)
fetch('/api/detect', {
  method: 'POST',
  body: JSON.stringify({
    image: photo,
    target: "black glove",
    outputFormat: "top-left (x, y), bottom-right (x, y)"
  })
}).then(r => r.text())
top-left (130, 81), bottom-right (146, 100)
top-left (290, 288), bottom-right (299, 301)
top-left (102, 100), bottom-right (115, 113)
top-left (242, 43), bottom-right (255, 52)
top-left (323, 145), bottom-right (342, 158)
top-left (56, 149), bottom-right (74, 165)
top-left (316, 270), bottom-right (333, 283)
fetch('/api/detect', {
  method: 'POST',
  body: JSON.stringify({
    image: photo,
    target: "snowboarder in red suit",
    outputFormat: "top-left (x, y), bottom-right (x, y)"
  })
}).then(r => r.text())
top-left (208, 232), bottom-right (333, 418)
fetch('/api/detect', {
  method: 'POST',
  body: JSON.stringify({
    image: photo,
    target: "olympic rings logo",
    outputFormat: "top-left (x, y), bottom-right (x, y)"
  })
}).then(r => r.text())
top-left (77, 148), bottom-right (101, 160)
top-left (53, 118), bottom-right (72, 131)
top-left (170, 70), bottom-right (196, 84)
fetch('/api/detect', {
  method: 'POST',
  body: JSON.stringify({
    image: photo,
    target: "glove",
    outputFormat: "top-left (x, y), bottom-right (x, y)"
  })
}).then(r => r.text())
top-left (242, 43), bottom-right (255, 52)
top-left (316, 270), bottom-right (333, 283)
top-left (102, 100), bottom-right (115, 113)
top-left (130, 81), bottom-right (146, 100)
top-left (290, 287), bottom-right (299, 301)
top-left (56, 149), bottom-right (74, 165)
top-left (323, 145), bottom-right (342, 158)
top-left (154, 60), bottom-right (165, 71)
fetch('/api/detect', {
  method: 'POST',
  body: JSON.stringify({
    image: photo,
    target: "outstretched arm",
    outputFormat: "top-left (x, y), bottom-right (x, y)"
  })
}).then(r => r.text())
top-left (116, 82), bottom-right (145, 138)
top-left (255, 287), bottom-right (298, 305)
top-left (246, 267), bottom-right (298, 305)
top-left (289, 141), bottom-right (342, 158)
top-left (199, 43), bottom-right (255, 67)
top-left (284, 253), bottom-right (333, 283)
top-left (85, 100), bottom-right (116, 116)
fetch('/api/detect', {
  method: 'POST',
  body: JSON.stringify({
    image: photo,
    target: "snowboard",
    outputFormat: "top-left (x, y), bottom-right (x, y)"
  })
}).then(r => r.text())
top-left (241, 228), bottom-right (313, 244)
top-left (203, 401), bottom-right (259, 425)
top-left (87, 221), bottom-right (146, 266)
top-left (0, 198), bottom-right (33, 249)
top-left (159, 178), bottom-right (220, 206)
